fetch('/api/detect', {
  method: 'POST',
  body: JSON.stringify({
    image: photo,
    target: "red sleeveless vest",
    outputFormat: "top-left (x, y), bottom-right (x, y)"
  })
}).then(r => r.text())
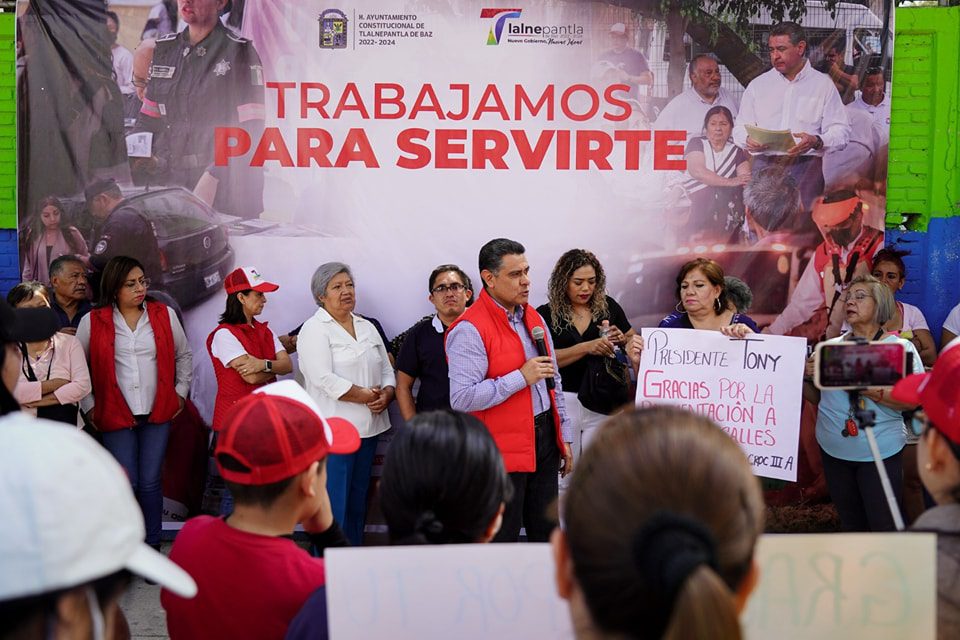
top-left (89, 301), bottom-right (179, 432)
top-left (446, 289), bottom-right (564, 473)
top-left (206, 321), bottom-right (277, 431)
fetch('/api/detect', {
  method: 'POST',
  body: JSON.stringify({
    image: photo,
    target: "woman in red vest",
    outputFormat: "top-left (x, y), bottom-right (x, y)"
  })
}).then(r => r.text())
top-left (206, 266), bottom-right (292, 513)
top-left (76, 256), bottom-right (193, 548)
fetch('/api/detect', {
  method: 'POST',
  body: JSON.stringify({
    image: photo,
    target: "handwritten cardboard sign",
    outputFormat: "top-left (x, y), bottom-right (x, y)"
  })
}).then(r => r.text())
top-left (638, 328), bottom-right (807, 481)
top-left (743, 533), bottom-right (936, 640)
top-left (325, 543), bottom-right (575, 639)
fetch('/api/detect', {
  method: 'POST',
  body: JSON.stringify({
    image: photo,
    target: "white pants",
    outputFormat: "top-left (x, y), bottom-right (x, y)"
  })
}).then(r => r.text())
top-left (559, 391), bottom-right (608, 494)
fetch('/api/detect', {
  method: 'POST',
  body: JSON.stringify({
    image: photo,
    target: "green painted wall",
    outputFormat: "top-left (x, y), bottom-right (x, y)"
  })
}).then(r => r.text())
top-left (0, 12), bottom-right (15, 230)
top-left (886, 6), bottom-right (960, 230)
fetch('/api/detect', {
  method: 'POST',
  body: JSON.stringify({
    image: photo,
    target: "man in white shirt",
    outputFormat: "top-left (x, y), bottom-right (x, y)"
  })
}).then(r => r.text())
top-left (849, 67), bottom-right (891, 145)
top-left (733, 22), bottom-right (850, 213)
top-left (655, 54), bottom-right (740, 142)
top-left (823, 105), bottom-right (881, 191)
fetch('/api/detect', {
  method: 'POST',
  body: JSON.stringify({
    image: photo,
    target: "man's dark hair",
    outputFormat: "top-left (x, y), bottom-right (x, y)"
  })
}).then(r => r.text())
top-left (688, 53), bottom-right (719, 77)
top-left (769, 22), bottom-right (806, 47)
top-left (49, 254), bottom-right (85, 279)
top-left (478, 238), bottom-right (525, 276)
top-left (219, 456), bottom-right (326, 509)
top-left (743, 167), bottom-right (801, 233)
top-left (428, 264), bottom-right (473, 295)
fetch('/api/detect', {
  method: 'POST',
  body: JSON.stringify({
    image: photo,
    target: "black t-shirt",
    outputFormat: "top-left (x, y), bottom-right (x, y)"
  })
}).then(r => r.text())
top-left (395, 315), bottom-right (451, 413)
top-left (536, 296), bottom-right (631, 393)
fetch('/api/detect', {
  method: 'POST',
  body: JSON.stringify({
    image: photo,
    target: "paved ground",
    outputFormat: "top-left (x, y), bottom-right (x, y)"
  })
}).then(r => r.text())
top-left (121, 543), bottom-right (170, 639)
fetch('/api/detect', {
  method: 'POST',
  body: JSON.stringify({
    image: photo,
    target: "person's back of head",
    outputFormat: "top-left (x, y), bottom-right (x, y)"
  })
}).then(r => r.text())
top-left (215, 381), bottom-right (360, 516)
top-left (0, 416), bottom-right (196, 638)
top-left (743, 167), bottom-right (801, 234)
top-left (555, 407), bottom-right (764, 640)
top-left (380, 410), bottom-right (512, 544)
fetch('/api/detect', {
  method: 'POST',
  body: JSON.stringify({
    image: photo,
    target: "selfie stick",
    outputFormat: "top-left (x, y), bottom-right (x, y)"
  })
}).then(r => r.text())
top-left (848, 390), bottom-right (905, 531)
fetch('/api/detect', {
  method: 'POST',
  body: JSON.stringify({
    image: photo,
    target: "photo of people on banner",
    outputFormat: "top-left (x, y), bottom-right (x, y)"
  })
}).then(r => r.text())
top-left (15, 0), bottom-right (894, 509)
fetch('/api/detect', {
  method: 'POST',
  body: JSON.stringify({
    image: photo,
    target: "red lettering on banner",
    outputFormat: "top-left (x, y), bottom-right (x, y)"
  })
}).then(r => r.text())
top-left (374, 83), bottom-right (406, 119)
top-left (514, 85), bottom-right (554, 121)
top-left (266, 82), bottom-right (296, 118)
top-left (511, 130), bottom-right (554, 170)
top-left (296, 129), bottom-right (334, 167)
top-left (335, 129), bottom-right (378, 167)
top-left (396, 128), bottom-right (431, 169)
top-left (333, 83), bottom-right (370, 119)
top-left (603, 84), bottom-right (632, 122)
top-left (301, 82), bottom-right (330, 118)
top-left (472, 130), bottom-right (509, 169)
top-left (653, 130), bottom-right (687, 170)
top-left (560, 84), bottom-right (599, 122)
top-left (215, 127), bottom-right (250, 165)
top-left (615, 130), bottom-right (651, 170)
top-left (435, 129), bottom-right (468, 168)
top-left (446, 85), bottom-right (470, 121)
top-left (574, 130), bottom-right (613, 170)
top-left (473, 85), bottom-right (510, 120)
top-left (251, 128), bottom-right (294, 167)
top-left (410, 85), bottom-right (445, 120)
top-left (555, 129), bottom-right (570, 170)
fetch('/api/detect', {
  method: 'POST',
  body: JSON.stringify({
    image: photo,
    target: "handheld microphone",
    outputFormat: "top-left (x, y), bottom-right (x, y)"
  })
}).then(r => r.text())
top-left (530, 326), bottom-right (556, 390)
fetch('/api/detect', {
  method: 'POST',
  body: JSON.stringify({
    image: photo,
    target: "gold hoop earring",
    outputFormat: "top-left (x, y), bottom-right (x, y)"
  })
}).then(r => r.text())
top-left (675, 301), bottom-right (684, 313)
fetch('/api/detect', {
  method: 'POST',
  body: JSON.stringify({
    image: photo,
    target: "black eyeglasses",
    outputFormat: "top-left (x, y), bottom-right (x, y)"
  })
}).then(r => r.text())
top-left (431, 283), bottom-right (466, 295)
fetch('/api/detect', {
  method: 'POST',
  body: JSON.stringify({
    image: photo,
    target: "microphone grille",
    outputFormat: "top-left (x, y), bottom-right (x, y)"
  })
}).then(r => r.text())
top-left (531, 326), bottom-right (545, 340)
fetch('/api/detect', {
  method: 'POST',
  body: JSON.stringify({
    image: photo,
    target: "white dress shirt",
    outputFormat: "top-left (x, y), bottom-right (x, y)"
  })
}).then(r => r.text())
top-left (76, 305), bottom-right (193, 414)
top-left (823, 105), bottom-right (881, 190)
top-left (849, 92), bottom-right (891, 145)
top-left (297, 307), bottom-right (396, 439)
top-left (733, 60), bottom-right (850, 155)
top-left (111, 44), bottom-right (135, 96)
top-left (655, 86), bottom-right (740, 143)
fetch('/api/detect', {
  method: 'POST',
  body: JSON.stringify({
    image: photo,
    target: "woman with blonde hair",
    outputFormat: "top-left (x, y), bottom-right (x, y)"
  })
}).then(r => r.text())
top-left (552, 406), bottom-right (764, 639)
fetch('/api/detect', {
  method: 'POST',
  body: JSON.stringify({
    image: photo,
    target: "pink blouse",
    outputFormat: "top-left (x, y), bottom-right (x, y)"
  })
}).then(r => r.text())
top-left (13, 332), bottom-right (92, 423)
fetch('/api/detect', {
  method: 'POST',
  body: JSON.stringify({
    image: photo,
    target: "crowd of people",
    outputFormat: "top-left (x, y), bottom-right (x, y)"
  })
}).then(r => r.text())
top-left (4, 7), bottom-right (959, 640)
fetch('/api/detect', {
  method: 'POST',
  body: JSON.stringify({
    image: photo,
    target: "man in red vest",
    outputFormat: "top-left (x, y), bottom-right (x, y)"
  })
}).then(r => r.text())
top-left (446, 238), bottom-right (572, 542)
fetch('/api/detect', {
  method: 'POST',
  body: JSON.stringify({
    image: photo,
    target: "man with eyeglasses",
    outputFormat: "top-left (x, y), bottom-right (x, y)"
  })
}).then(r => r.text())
top-left (395, 265), bottom-right (474, 421)
top-left (767, 189), bottom-right (883, 340)
top-left (654, 54), bottom-right (740, 143)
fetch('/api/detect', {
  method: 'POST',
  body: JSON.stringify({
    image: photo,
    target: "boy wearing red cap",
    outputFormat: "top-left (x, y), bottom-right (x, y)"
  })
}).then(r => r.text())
top-left (893, 340), bottom-right (960, 639)
top-left (161, 380), bottom-right (359, 639)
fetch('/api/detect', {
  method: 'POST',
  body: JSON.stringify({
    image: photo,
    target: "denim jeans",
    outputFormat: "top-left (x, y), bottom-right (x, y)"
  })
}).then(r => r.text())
top-left (326, 435), bottom-right (379, 546)
top-left (100, 419), bottom-right (170, 545)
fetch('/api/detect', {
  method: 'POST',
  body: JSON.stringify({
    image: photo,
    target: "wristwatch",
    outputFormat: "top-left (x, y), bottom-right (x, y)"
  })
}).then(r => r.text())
top-left (264, 359), bottom-right (273, 373)
top-left (813, 135), bottom-right (824, 151)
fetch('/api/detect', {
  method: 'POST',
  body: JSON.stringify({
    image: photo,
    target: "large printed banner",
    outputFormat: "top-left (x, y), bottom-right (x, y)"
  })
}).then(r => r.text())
top-left (637, 328), bottom-right (808, 481)
top-left (16, 1), bottom-right (893, 426)
top-left (325, 534), bottom-right (935, 640)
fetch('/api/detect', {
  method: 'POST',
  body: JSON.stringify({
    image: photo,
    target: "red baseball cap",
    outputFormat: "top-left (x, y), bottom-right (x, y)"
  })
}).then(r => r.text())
top-left (892, 339), bottom-right (960, 444)
top-left (215, 381), bottom-right (360, 485)
top-left (224, 266), bottom-right (280, 295)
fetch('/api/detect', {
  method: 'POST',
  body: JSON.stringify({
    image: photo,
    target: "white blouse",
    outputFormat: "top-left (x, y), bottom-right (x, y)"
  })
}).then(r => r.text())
top-left (76, 305), bottom-right (193, 415)
top-left (297, 307), bottom-right (395, 439)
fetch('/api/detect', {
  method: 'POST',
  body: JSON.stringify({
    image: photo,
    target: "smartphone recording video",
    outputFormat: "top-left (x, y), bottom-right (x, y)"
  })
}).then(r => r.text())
top-left (814, 341), bottom-right (908, 390)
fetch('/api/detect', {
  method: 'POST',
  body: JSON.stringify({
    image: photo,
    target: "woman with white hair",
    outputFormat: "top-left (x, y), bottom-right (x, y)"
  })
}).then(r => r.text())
top-left (296, 262), bottom-right (395, 545)
top-left (803, 274), bottom-right (923, 531)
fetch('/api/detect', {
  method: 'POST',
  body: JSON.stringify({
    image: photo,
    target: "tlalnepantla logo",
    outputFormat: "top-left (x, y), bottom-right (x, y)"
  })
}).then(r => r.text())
top-left (481, 8), bottom-right (522, 45)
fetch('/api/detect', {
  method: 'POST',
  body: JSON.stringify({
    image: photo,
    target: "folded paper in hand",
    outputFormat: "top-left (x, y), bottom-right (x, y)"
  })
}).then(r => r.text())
top-left (744, 125), bottom-right (795, 153)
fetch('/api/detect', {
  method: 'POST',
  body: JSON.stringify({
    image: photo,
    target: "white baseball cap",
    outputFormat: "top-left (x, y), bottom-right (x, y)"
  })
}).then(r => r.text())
top-left (609, 22), bottom-right (627, 35)
top-left (0, 415), bottom-right (197, 601)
